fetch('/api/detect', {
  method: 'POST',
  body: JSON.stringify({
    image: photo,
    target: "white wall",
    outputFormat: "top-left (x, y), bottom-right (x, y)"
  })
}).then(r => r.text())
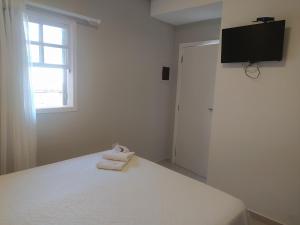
top-left (151, 0), bottom-right (221, 16)
top-left (32, 0), bottom-right (175, 165)
top-left (208, 1), bottom-right (300, 225)
top-left (175, 19), bottom-right (221, 50)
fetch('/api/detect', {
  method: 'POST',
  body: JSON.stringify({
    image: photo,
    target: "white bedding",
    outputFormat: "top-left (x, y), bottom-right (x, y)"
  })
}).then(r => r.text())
top-left (0, 153), bottom-right (248, 225)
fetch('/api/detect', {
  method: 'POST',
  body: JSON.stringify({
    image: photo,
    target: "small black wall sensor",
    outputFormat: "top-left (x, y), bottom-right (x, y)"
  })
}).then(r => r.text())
top-left (162, 67), bottom-right (170, 80)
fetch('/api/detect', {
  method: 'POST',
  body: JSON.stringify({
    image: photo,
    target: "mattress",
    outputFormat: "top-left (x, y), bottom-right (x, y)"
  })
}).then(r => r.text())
top-left (0, 153), bottom-right (248, 225)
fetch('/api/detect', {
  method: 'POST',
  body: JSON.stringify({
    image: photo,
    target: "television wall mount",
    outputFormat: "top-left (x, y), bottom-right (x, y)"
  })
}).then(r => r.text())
top-left (253, 17), bottom-right (275, 23)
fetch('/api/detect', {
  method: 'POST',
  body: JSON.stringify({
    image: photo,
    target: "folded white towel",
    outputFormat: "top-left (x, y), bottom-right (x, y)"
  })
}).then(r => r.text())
top-left (112, 143), bottom-right (130, 153)
top-left (102, 149), bottom-right (135, 162)
top-left (96, 158), bottom-right (127, 171)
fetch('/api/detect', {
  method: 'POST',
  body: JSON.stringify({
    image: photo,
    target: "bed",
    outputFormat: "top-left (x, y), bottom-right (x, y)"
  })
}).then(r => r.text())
top-left (0, 152), bottom-right (248, 225)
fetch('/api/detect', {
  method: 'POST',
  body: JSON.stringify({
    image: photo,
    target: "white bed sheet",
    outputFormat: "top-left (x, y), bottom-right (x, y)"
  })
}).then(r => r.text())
top-left (0, 153), bottom-right (248, 225)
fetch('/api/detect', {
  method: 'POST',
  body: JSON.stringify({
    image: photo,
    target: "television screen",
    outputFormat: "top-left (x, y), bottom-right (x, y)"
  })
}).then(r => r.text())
top-left (221, 21), bottom-right (285, 63)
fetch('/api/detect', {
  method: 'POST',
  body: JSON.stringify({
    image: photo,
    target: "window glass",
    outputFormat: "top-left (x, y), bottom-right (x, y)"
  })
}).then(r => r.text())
top-left (30, 67), bottom-right (64, 92)
top-left (29, 44), bottom-right (40, 63)
top-left (43, 25), bottom-right (65, 45)
top-left (34, 92), bottom-right (64, 109)
top-left (44, 46), bottom-right (66, 65)
top-left (28, 22), bottom-right (39, 42)
top-left (27, 14), bottom-right (75, 111)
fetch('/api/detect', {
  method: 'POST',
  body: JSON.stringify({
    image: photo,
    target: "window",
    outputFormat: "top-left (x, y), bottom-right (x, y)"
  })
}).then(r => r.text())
top-left (27, 12), bottom-right (76, 113)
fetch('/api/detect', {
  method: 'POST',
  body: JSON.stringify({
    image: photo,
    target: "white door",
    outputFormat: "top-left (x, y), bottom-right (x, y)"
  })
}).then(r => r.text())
top-left (174, 41), bottom-right (219, 178)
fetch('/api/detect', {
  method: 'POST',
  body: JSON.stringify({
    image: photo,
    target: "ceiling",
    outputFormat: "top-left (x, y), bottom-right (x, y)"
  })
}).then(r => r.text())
top-left (152, 2), bottom-right (222, 26)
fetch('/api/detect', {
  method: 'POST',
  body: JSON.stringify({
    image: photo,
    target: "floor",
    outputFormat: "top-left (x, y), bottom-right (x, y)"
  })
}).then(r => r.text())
top-left (157, 159), bottom-right (207, 183)
top-left (157, 159), bottom-right (271, 225)
top-left (248, 217), bottom-right (270, 225)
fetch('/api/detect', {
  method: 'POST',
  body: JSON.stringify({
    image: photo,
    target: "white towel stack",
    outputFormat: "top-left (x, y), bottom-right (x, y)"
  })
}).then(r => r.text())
top-left (96, 144), bottom-right (135, 171)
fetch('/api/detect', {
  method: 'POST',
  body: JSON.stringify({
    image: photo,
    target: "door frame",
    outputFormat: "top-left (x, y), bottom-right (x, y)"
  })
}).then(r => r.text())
top-left (172, 40), bottom-right (220, 164)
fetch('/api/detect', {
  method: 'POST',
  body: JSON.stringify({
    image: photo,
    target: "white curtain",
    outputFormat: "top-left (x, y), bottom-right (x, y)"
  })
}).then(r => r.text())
top-left (0, 0), bottom-right (37, 174)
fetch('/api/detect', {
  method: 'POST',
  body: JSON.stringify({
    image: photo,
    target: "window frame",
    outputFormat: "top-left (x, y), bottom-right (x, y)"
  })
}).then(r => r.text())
top-left (27, 10), bottom-right (77, 114)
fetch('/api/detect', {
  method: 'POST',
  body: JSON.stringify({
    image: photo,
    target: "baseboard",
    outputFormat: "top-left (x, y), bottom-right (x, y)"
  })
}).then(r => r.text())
top-left (154, 158), bottom-right (171, 163)
top-left (248, 210), bottom-right (284, 225)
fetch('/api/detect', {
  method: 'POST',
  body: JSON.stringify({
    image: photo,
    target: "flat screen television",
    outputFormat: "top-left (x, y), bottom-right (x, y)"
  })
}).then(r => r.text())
top-left (221, 20), bottom-right (285, 63)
